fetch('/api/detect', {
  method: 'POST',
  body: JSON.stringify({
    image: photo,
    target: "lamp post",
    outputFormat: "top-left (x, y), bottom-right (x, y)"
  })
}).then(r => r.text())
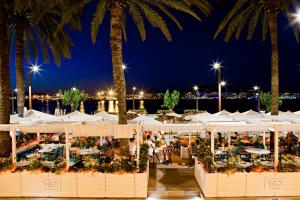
top-left (28, 64), bottom-right (40, 110)
top-left (11, 88), bottom-right (17, 114)
top-left (212, 62), bottom-right (223, 112)
top-left (193, 85), bottom-right (199, 111)
top-left (132, 86), bottom-right (136, 110)
top-left (254, 86), bottom-right (260, 112)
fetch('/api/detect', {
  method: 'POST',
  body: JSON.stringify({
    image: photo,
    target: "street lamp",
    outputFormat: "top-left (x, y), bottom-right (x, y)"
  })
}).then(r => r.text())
top-left (292, 9), bottom-right (300, 23)
top-left (132, 86), bottom-right (136, 110)
top-left (211, 61), bottom-right (222, 111)
top-left (193, 85), bottom-right (199, 111)
top-left (121, 64), bottom-right (127, 70)
top-left (28, 64), bottom-right (41, 110)
top-left (221, 81), bottom-right (227, 87)
top-left (253, 86), bottom-right (260, 112)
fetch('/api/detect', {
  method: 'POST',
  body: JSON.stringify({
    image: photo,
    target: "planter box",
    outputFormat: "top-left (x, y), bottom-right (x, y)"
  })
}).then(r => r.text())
top-left (106, 173), bottom-right (135, 197)
top-left (0, 169), bottom-right (149, 198)
top-left (76, 173), bottom-right (105, 197)
top-left (0, 173), bottom-right (20, 197)
top-left (194, 159), bottom-right (300, 197)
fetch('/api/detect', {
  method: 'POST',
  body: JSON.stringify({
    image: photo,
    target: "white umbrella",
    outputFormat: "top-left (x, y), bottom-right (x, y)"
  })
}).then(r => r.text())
top-left (214, 110), bottom-right (232, 116)
top-left (267, 111), bottom-right (300, 123)
top-left (11, 109), bottom-right (59, 124)
top-left (131, 115), bottom-right (162, 125)
top-left (242, 110), bottom-right (264, 117)
top-left (186, 111), bottom-right (234, 123)
top-left (58, 111), bottom-right (95, 122)
top-left (231, 110), bottom-right (271, 123)
top-left (184, 111), bottom-right (212, 121)
top-left (93, 111), bottom-right (118, 121)
top-left (294, 111), bottom-right (300, 115)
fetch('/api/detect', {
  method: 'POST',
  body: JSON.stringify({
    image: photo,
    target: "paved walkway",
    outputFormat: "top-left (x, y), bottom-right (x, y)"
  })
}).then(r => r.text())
top-left (0, 199), bottom-right (145, 200)
top-left (207, 198), bottom-right (300, 200)
top-left (148, 167), bottom-right (201, 199)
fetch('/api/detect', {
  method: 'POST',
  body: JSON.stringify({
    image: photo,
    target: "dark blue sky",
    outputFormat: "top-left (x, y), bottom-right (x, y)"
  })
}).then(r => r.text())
top-left (9, 2), bottom-right (300, 94)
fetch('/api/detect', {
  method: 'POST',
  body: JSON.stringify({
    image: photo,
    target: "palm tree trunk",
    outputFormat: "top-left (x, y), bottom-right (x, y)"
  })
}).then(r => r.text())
top-left (268, 12), bottom-right (279, 115)
top-left (110, 6), bottom-right (127, 124)
top-left (15, 22), bottom-right (25, 117)
top-left (0, 8), bottom-right (12, 157)
top-left (110, 5), bottom-right (129, 156)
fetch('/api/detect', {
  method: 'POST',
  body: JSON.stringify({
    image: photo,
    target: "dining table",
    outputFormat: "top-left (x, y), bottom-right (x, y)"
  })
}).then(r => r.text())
top-left (245, 147), bottom-right (270, 155)
top-left (78, 148), bottom-right (100, 155)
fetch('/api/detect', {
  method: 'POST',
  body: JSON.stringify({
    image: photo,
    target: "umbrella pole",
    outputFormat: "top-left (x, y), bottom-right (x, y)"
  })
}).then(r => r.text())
top-left (274, 126), bottom-right (279, 171)
top-left (11, 130), bottom-right (17, 166)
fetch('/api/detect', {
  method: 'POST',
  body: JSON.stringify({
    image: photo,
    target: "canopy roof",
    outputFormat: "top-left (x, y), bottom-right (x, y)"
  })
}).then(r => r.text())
top-left (5, 109), bottom-right (300, 136)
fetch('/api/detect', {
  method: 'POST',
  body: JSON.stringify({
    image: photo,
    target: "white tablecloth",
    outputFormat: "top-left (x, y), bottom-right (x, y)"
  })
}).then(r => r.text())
top-left (78, 148), bottom-right (100, 155)
top-left (245, 147), bottom-right (270, 155)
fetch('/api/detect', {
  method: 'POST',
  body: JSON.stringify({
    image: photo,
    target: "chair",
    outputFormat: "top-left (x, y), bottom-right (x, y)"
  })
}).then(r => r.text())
top-left (163, 146), bottom-right (173, 164)
top-left (152, 149), bottom-right (160, 165)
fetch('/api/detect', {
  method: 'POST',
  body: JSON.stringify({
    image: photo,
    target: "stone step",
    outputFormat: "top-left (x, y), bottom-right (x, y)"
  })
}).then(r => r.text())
top-left (148, 190), bottom-right (200, 198)
top-left (148, 197), bottom-right (203, 200)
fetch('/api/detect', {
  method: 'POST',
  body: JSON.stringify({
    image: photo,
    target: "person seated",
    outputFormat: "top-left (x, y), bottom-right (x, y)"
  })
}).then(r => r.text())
top-left (286, 132), bottom-right (299, 154)
top-left (145, 135), bottom-right (156, 156)
top-left (129, 138), bottom-right (137, 161)
top-left (51, 134), bottom-right (60, 144)
top-left (145, 135), bottom-right (161, 164)
top-left (160, 137), bottom-right (167, 149)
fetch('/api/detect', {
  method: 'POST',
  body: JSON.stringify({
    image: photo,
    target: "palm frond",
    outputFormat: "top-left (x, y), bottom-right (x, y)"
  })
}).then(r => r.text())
top-left (91, 0), bottom-right (107, 44)
top-left (128, 0), bottom-right (146, 41)
top-left (134, 0), bottom-right (172, 41)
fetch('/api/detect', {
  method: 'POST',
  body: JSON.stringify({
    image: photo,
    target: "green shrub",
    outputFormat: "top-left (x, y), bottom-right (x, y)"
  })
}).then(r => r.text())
top-left (0, 157), bottom-right (12, 171)
top-left (161, 90), bottom-right (180, 110)
top-left (279, 154), bottom-right (298, 172)
top-left (139, 144), bottom-right (149, 172)
top-left (193, 139), bottom-right (214, 172)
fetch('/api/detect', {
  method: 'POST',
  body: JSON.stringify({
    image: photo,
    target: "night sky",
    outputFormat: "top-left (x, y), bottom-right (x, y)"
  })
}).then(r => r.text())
top-left (9, 2), bottom-right (300, 94)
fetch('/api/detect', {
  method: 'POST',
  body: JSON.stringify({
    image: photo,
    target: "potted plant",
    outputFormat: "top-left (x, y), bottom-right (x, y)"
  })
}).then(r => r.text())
top-left (62, 87), bottom-right (82, 112)
top-left (161, 89), bottom-right (180, 112)
top-left (260, 91), bottom-right (283, 113)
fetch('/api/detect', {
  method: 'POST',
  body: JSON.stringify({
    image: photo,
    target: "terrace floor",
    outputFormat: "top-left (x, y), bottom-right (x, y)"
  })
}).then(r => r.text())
top-left (148, 167), bottom-right (201, 199)
top-left (1, 195), bottom-right (300, 199)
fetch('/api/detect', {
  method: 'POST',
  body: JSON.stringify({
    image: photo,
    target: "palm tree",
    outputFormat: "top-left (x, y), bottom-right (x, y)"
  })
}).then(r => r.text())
top-left (214, 0), bottom-right (300, 115)
top-left (8, 1), bottom-right (82, 117)
top-left (89, 0), bottom-right (211, 156)
top-left (0, 0), bottom-right (80, 157)
top-left (88, 0), bottom-right (211, 124)
top-left (0, 2), bottom-right (12, 157)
